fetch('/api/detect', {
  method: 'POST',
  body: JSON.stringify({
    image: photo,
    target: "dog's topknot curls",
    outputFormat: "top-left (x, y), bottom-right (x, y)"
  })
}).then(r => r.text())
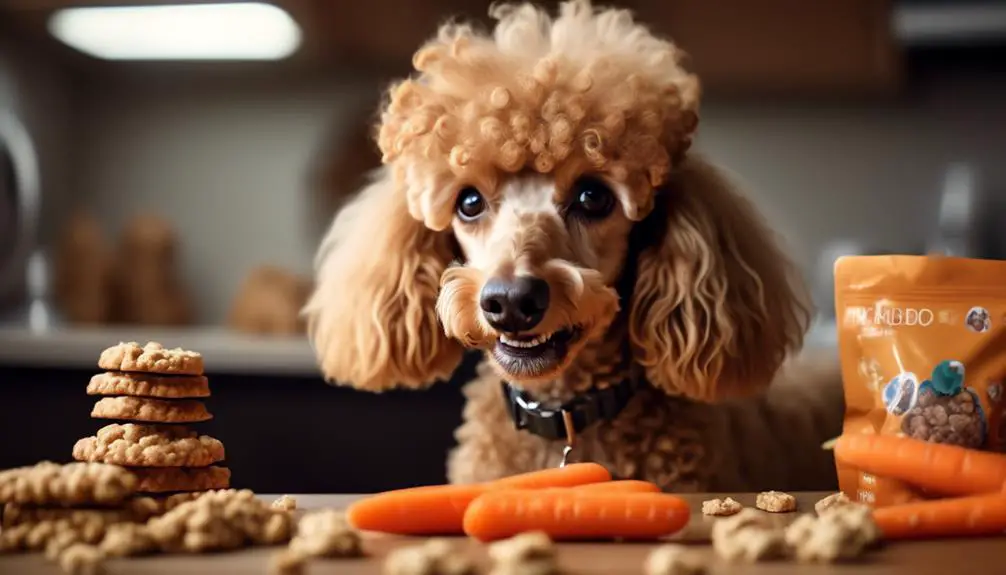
top-left (376, 0), bottom-right (700, 226)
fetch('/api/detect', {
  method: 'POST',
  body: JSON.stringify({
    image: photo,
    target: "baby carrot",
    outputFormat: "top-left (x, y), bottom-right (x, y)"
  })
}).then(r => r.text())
top-left (346, 463), bottom-right (612, 534)
top-left (873, 493), bottom-right (1006, 540)
top-left (462, 490), bottom-right (691, 542)
top-left (834, 434), bottom-right (1006, 496)
top-left (491, 463), bottom-right (612, 489)
top-left (572, 480), bottom-right (662, 493)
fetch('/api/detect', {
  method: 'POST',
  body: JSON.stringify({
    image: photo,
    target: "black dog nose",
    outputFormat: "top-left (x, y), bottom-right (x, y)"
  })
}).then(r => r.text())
top-left (479, 276), bottom-right (550, 332)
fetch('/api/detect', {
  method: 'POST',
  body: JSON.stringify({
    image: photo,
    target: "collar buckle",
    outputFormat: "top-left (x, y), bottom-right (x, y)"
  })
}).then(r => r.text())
top-left (501, 378), bottom-right (638, 444)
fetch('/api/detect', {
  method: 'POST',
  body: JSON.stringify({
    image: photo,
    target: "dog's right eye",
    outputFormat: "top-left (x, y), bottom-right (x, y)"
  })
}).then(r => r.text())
top-left (456, 187), bottom-right (486, 222)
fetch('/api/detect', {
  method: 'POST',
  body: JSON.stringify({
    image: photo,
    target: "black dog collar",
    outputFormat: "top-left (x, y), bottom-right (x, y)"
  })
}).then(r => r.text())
top-left (501, 378), bottom-right (639, 443)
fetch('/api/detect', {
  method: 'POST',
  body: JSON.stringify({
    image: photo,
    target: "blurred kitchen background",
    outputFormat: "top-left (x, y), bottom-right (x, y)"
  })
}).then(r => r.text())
top-left (0, 0), bottom-right (1004, 491)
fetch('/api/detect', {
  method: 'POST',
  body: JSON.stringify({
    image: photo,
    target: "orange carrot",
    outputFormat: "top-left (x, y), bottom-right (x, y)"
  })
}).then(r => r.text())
top-left (834, 434), bottom-right (1006, 496)
top-left (462, 490), bottom-right (691, 542)
top-left (873, 493), bottom-right (1006, 540)
top-left (346, 463), bottom-right (612, 534)
top-left (572, 480), bottom-right (662, 493)
top-left (491, 463), bottom-right (612, 489)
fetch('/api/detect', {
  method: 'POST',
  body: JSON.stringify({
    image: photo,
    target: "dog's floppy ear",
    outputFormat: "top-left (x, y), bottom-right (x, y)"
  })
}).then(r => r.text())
top-left (628, 156), bottom-right (810, 402)
top-left (303, 168), bottom-right (464, 391)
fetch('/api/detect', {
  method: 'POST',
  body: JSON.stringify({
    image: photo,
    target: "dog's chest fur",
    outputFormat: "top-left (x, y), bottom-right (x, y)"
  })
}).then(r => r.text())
top-left (447, 319), bottom-right (735, 492)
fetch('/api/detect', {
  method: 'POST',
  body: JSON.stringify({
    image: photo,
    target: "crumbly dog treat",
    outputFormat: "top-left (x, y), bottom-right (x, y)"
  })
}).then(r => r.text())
top-left (2, 503), bottom-right (144, 530)
top-left (270, 549), bottom-right (307, 575)
top-left (384, 539), bottom-right (476, 575)
top-left (487, 531), bottom-right (555, 563)
top-left (45, 529), bottom-right (86, 561)
top-left (98, 342), bottom-right (204, 376)
top-left (57, 543), bottom-right (106, 575)
top-left (784, 505), bottom-right (879, 563)
top-left (130, 466), bottom-right (230, 493)
top-left (711, 508), bottom-right (786, 563)
top-left (0, 518), bottom-right (102, 554)
top-left (755, 491), bottom-right (797, 513)
top-left (488, 532), bottom-right (558, 575)
top-left (814, 492), bottom-right (852, 515)
top-left (98, 523), bottom-right (157, 557)
top-left (145, 489), bottom-right (292, 552)
top-left (289, 509), bottom-right (362, 558)
top-left (644, 544), bottom-right (707, 575)
top-left (91, 396), bottom-right (213, 423)
top-left (273, 494), bottom-right (298, 511)
top-left (701, 496), bottom-right (742, 516)
top-left (0, 461), bottom-right (137, 507)
top-left (87, 371), bottom-right (210, 399)
top-left (73, 423), bottom-right (225, 467)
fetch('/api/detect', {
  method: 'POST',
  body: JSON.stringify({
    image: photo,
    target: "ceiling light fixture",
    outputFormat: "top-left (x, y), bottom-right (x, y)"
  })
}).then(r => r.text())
top-left (47, 2), bottom-right (302, 61)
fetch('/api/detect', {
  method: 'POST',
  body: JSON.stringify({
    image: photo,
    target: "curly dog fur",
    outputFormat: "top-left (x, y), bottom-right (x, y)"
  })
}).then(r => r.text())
top-left (304, 0), bottom-right (843, 491)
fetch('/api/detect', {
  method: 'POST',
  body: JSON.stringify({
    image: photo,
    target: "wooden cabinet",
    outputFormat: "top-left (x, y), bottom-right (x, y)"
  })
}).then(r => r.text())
top-left (634, 0), bottom-right (903, 97)
top-left (0, 0), bottom-right (904, 99)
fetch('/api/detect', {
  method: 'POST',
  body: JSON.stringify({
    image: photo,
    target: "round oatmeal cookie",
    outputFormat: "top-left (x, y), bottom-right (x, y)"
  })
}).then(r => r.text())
top-left (72, 423), bottom-right (225, 467)
top-left (91, 396), bottom-right (213, 423)
top-left (98, 342), bottom-right (204, 375)
top-left (130, 466), bottom-right (231, 493)
top-left (87, 371), bottom-right (210, 399)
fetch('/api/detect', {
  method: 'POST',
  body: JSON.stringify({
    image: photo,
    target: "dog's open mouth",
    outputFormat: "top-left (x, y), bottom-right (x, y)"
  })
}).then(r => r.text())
top-left (491, 327), bottom-right (583, 379)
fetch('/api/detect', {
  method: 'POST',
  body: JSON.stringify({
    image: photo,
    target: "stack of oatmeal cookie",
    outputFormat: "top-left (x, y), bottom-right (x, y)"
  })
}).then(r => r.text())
top-left (73, 342), bottom-right (230, 498)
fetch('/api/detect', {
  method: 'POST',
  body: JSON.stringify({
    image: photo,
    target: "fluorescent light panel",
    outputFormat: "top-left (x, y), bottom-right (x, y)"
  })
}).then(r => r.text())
top-left (47, 2), bottom-right (302, 61)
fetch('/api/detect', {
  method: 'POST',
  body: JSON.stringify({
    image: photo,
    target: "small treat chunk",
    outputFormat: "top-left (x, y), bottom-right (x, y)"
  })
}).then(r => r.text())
top-left (91, 396), bottom-right (213, 423)
top-left (488, 532), bottom-right (558, 575)
top-left (2, 505), bottom-right (129, 540)
top-left (145, 489), bottom-right (293, 552)
top-left (644, 544), bottom-right (707, 575)
top-left (711, 509), bottom-right (786, 563)
top-left (701, 497), bottom-right (743, 516)
top-left (72, 423), bottom-right (225, 467)
top-left (784, 504), bottom-right (879, 563)
top-left (99, 523), bottom-right (157, 557)
top-left (130, 466), bottom-right (231, 493)
top-left (57, 543), bottom-right (106, 575)
top-left (87, 371), bottom-right (210, 399)
top-left (755, 491), bottom-right (797, 513)
top-left (273, 494), bottom-right (298, 511)
top-left (814, 492), bottom-right (852, 515)
top-left (0, 461), bottom-right (137, 506)
top-left (98, 341), bottom-right (204, 375)
top-left (270, 549), bottom-right (307, 575)
top-left (384, 539), bottom-right (476, 575)
top-left (45, 529), bottom-right (84, 561)
top-left (289, 509), bottom-right (362, 558)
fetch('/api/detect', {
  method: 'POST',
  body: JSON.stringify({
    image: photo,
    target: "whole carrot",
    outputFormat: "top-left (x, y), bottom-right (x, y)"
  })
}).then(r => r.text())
top-left (834, 434), bottom-right (1006, 496)
top-left (874, 493), bottom-right (1006, 540)
top-left (462, 490), bottom-right (691, 542)
top-left (346, 463), bottom-right (611, 534)
top-left (491, 463), bottom-right (612, 489)
top-left (572, 480), bottom-right (662, 493)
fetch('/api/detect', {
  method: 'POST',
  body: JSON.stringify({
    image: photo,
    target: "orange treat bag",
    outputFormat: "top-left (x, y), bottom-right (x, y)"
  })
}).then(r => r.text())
top-left (834, 255), bottom-right (1006, 507)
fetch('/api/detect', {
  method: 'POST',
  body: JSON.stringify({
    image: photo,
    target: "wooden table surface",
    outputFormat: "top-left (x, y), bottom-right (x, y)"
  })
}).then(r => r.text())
top-left (2, 492), bottom-right (1004, 574)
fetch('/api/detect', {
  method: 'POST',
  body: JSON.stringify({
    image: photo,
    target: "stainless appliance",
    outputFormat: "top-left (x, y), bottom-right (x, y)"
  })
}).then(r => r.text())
top-left (0, 110), bottom-right (41, 317)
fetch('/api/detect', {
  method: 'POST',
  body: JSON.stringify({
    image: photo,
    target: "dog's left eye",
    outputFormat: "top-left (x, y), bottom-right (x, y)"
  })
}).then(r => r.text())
top-left (569, 176), bottom-right (616, 220)
top-left (456, 187), bottom-right (487, 221)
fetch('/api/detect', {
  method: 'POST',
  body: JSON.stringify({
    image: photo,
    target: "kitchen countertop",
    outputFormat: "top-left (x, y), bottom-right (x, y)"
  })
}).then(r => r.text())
top-left (0, 325), bottom-right (318, 375)
top-left (0, 322), bottom-right (841, 376)
top-left (2, 492), bottom-right (1003, 574)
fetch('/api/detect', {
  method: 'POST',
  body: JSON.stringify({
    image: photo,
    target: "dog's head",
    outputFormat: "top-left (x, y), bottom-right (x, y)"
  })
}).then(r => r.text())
top-left (304, 0), bottom-right (810, 401)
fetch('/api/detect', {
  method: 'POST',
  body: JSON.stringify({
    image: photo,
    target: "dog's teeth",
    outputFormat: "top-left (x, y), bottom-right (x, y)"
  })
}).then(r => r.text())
top-left (500, 333), bottom-right (552, 348)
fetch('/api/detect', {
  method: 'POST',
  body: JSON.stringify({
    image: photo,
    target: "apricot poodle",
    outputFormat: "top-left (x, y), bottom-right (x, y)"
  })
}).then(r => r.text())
top-left (304, 0), bottom-right (844, 492)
